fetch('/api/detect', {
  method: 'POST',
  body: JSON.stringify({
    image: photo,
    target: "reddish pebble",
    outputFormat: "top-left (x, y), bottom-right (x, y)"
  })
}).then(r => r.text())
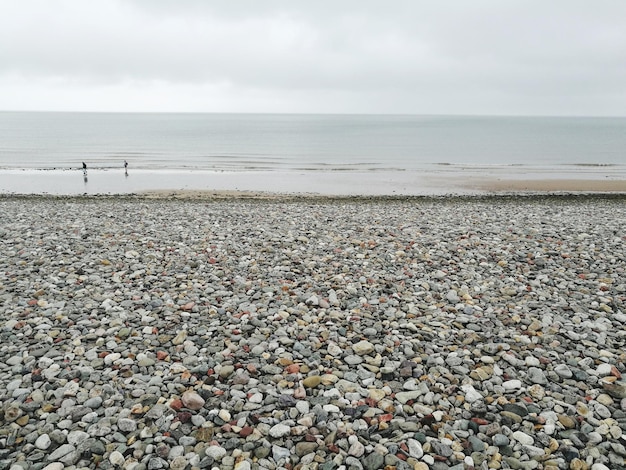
top-left (98, 351), bottom-right (110, 358)
top-left (285, 364), bottom-right (300, 374)
top-left (471, 417), bottom-right (489, 425)
top-left (169, 399), bottom-right (183, 411)
top-left (365, 397), bottom-right (378, 407)
top-left (181, 390), bottom-right (205, 410)
top-left (379, 413), bottom-right (393, 423)
top-left (612, 366), bottom-right (622, 379)
top-left (156, 351), bottom-right (169, 360)
top-left (239, 426), bottom-right (253, 437)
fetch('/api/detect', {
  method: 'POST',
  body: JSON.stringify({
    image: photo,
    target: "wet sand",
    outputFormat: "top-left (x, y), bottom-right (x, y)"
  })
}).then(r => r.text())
top-left (473, 178), bottom-right (626, 193)
top-left (0, 168), bottom-right (624, 197)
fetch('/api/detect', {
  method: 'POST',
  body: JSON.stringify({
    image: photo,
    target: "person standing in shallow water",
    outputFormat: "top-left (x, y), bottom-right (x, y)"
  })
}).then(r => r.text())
top-left (124, 160), bottom-right (128, 175)
top-left (82, 162), bottom-right (87, 174)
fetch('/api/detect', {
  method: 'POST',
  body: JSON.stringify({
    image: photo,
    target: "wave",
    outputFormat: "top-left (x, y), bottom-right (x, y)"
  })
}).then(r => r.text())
top-left (567, 163), bottom-right (617, 167)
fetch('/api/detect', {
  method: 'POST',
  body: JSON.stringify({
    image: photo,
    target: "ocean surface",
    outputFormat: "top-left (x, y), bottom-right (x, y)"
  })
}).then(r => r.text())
top-left (0, 112), bottom-right (625, 195)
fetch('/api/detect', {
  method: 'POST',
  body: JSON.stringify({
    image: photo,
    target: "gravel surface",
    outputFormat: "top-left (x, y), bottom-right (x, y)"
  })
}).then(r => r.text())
top-left (1, 195), bottom-right (625, 470)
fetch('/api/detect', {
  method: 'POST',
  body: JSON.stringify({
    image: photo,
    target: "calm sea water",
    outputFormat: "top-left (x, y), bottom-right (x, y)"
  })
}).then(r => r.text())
top-left (1, 112), bottom-right (625, 172)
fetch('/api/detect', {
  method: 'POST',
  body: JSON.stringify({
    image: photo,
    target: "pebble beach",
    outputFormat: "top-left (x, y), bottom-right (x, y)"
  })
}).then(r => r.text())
top-left (1, 194), bottom-right (626, 470)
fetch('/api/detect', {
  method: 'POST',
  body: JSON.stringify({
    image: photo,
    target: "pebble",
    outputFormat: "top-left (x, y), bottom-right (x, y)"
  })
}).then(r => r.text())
top-left (181, 390), bottom-right (205, 410)
top-left (1, 196), bottom-right (625, 470)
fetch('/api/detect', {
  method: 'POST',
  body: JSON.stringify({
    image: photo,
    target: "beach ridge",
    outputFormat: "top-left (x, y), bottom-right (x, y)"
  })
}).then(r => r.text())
top-left (1, 196), bottom-right (625, 469)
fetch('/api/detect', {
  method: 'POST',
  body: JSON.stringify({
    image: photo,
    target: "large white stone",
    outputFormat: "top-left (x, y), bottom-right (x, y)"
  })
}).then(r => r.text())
top-left (352, 340), bottom-right (375, 355)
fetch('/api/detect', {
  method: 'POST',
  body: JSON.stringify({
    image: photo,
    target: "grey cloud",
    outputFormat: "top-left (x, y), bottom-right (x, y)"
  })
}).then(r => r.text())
top-left (1, 0), bottom-right (626, 114)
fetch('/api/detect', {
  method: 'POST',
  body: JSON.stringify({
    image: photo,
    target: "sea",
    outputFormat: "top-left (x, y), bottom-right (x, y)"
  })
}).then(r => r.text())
top-left (0, 112), bottom-right (625, 195)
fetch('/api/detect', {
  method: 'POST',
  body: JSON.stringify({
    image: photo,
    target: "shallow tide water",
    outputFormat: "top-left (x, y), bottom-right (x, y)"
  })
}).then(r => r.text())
top-left (1, 112), bottom-right (625, 195)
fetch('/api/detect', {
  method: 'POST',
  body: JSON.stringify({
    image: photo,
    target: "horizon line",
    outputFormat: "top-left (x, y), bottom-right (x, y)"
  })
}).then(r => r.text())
top-left (1, 110), bottom-right (625, 119)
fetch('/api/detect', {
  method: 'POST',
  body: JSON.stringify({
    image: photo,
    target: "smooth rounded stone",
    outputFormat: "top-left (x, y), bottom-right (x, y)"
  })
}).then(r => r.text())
top-left (596, 394), bottom-right (614, 406)
top-left (181, 390), bottom-right (205, 410)
top-left (218, 409), bottom-right (231, 422)
top-left (352, 340), bottom-right (375, 355)
top-left (554, 364), bottom-right (573, 378)
top-left (395, 390), bottom-right (421, 404)
top-left (526, 367), bottom-right (547, 385)
top-left (468, 435), bottom-right (486, 452)
top-left (493, 434), bottom-right (510, 446)
top-left (268, 423), bottom-right (291, 438)
top-left (446, 290), bottom-right (460, 303)
top-left (47, 444), bottom-right (77, 464)
top-left (407, 439), bottom-right (423, 459)
top-left (109, 450), bottom-right (125, 466)
top-left (502, 379), bottom-right (523, 391)
top-left (302, 376), bottom-right (322, 388)
top-left (525, 356), bottom-right (541, 367)
top-left (512, 431), bottom-right (534, 446)
top-left (413, 404), bottom-right (434, 415)
top-left (524, 444), bottom-right (545, 459)
top-left (344, 354), bottom-right (363, 365)
top-left (596, 363), bottom-right (613, 376)
top-left (593, 402), bottom-right (612, 419)
top-left (84, 396), bottom-right (103, 409)
top-left (502, 403), bottom-right (529, 417)
top-left (219, 365), bottom-right (235, 379)
top-left (35, 434), bottom-right (52, 450)
top-left (557, 415), bottom-right (577, 429)
top-left (204, 445), bottom-right (227, 460)
top-left (104, 352), bottom-right (122, 365)
top-left (41, 464), bottom-right (64, 470)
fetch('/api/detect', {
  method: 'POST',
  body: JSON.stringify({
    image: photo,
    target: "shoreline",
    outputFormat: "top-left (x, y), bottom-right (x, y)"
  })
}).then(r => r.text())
top-left (2, 190), bottom-right (626, 204)
top-left (0, 167), bottom-right (625, 197)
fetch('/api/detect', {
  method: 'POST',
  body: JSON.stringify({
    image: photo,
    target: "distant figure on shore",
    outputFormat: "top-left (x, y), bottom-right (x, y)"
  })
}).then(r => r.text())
top-left (82, 162), bottom-right (87, 174)
top-left (124, 160), bottom-right (128, 176)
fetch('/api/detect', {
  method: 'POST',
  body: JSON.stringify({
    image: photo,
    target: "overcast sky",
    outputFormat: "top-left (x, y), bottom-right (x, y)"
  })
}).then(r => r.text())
top-left (1, 0), bottom-right (625, 115)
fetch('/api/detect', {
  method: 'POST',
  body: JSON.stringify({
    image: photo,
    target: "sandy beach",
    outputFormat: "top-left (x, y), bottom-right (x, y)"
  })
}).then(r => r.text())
top-left (1, 194), bottom-right (625, 469)
top-left (0, 167), bottom-right (625, 198)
